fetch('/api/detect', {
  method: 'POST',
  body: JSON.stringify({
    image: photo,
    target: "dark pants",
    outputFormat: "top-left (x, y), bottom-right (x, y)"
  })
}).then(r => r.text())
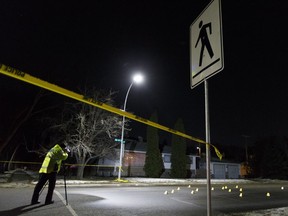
top-left (31, 172), bottom-right (57, 204)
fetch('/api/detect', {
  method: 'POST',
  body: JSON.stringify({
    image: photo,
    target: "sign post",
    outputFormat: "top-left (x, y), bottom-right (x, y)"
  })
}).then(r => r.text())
top-left (190, 0), bottom-right (224, 215)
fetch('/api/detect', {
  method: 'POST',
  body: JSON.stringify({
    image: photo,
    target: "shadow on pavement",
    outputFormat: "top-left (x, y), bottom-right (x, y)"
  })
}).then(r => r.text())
top-left (0, 203), bottom-right (45, 216)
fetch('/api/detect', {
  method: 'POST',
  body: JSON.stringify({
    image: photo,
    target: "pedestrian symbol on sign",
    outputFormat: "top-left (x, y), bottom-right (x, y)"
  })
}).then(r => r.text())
top-left (190, 0), bottom-right (224, 88)
top-left (195, 21), bottom-right (214, 67)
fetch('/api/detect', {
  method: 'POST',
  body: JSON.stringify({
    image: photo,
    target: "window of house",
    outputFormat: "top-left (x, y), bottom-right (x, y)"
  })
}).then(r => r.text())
top-left (163, 154), bottom-right (171, 163)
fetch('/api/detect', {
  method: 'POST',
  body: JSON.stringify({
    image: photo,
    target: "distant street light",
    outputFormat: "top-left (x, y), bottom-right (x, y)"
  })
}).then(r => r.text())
top-left (117, 73), bottom-right (144, 180)
top-left (197, 147), bottom-right (201, 156)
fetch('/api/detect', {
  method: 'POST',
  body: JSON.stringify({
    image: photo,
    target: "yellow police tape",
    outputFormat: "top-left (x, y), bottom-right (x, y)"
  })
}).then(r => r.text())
top-left (0, 63), bottom-right (222, 159)
top-left (0, 160), bottom-right (116, 168)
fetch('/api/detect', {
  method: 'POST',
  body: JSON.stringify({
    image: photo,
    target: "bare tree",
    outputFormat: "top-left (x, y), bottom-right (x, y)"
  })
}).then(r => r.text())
top-left (56, 89), bottom-right (127, 179)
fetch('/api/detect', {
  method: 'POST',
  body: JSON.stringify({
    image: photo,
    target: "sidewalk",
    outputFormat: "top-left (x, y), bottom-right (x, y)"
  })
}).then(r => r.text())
top-left (0, 168), bottom-right (254, 188)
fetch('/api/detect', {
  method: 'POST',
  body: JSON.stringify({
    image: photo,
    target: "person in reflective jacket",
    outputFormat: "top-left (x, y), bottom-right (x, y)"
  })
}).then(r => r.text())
top-left (31, 143), bottom-right (68, 205)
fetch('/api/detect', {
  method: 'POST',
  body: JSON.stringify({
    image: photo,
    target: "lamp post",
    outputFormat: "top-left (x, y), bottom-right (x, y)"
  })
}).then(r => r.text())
top-left (196, 146), bottom-right (201, 157)
top-left (117, 73), bottom-right (144, 180)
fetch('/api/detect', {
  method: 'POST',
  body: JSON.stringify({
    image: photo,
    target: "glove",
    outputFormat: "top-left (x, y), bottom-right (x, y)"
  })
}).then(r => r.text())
top-left (65, 146), bottom-right (71, 153)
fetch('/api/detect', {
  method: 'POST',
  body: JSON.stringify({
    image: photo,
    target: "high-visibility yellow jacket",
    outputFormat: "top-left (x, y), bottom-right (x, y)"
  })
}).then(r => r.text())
top-left (39, 144), bottom-right (68, 173)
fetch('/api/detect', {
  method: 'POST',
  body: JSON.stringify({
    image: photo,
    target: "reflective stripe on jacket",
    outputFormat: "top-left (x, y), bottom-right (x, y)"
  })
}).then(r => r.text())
top-left (39, 144), bottom-right (68, 173)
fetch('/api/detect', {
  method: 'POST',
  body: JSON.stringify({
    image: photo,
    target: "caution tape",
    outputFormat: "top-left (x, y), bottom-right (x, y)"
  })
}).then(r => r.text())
top-left (0, 160), bottom-right (117, 168)
top-left (0, 63), bottom-right (222, 159)
top-left (0, 160), bottom-right (42, 165)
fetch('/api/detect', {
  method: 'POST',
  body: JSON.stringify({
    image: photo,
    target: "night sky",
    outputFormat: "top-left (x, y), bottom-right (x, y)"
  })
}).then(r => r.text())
top-left (1, 1), bottom-right (288, 150)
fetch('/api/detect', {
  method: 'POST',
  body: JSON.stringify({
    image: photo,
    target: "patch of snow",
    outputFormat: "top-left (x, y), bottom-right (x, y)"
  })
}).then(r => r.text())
top-left (218, 207), bottom-right (288, 216)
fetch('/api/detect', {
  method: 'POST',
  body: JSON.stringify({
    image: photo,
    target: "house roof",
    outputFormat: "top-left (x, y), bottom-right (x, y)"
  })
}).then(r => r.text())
top-left (124, 139), bottom-right (147, 152)
top-left (124, 139), bottom-right (198, 157)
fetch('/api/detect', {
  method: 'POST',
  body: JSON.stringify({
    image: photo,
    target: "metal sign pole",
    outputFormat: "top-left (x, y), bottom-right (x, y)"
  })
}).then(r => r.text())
top-left (205, 79), bottom-right (212, 216)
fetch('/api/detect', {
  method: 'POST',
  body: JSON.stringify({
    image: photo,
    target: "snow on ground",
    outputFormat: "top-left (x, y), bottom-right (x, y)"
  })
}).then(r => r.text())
top-left (218, 207), bottom-right (288, 216)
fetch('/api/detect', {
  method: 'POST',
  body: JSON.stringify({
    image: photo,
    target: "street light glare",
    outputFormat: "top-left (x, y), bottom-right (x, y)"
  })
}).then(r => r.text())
top-left (133, 73), bottom-right (144, 84)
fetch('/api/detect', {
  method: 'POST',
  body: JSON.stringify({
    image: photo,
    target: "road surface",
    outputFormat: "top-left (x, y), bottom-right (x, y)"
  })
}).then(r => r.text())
top-left (0, 182), bottom-right (288, 215)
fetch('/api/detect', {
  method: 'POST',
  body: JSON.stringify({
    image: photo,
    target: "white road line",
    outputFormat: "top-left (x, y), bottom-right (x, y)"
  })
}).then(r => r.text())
top-left (55, 190), bottom-right (78, 216)
top-left (170, 197), bottom-right (205, 208)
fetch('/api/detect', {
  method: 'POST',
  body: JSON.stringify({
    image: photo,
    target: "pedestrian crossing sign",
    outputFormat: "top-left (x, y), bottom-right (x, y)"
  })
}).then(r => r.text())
top-left (190, 0), bottom-right (224, 88)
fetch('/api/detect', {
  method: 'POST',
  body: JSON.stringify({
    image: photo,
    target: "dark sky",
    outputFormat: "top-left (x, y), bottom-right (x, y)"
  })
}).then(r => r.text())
top-left (1, 1), bottom-right (288, 149)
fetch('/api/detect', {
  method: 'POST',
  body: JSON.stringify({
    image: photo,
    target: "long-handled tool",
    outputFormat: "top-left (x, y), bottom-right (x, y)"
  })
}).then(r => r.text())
top-left (63, 162), bottom-right (68, 205)
top-left (39, 180), bottom-right (48, 196)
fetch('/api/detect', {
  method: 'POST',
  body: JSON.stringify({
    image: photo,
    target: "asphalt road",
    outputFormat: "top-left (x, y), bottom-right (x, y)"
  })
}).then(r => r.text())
top-left (0, 182), bottom-right (288, 216)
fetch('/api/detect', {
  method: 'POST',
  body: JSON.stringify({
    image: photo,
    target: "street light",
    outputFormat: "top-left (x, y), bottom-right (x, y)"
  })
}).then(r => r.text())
top-left (196, 147), bottom-right (201, 156)
top-left (117, 73), bottom-right (144, 180)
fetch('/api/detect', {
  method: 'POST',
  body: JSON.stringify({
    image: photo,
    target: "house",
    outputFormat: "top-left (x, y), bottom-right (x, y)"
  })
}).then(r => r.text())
top-left (97, 137), bottom-right (199, 177)
top-left (97, 137), bottom-right (241, 179)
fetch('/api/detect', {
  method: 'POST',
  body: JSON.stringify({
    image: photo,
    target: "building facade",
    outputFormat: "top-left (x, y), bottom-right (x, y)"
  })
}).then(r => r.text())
top-left (96, 137), bottom-right (241, 179)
